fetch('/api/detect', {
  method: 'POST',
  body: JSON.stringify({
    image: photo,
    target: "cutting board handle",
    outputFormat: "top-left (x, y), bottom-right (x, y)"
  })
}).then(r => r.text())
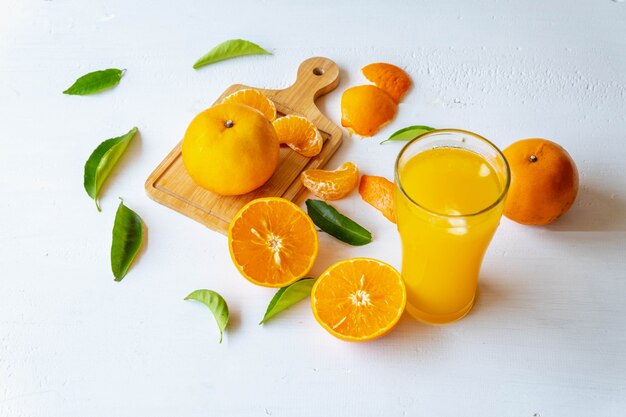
top-left (273, 57), bottom-right (340, 114)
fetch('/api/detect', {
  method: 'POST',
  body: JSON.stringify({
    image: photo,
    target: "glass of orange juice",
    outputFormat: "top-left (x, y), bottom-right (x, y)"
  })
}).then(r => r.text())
top-left (394, 129), bottom-right (510, 324)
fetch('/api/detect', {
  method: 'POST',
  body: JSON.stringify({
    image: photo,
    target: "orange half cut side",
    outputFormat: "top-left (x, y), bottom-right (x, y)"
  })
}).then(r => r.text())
top-left (228, 198), bottom-right (319, 287)
top-left (359, 175), bottom-right (397, 223)
top-left (311, 258), bottom-right (406, 342)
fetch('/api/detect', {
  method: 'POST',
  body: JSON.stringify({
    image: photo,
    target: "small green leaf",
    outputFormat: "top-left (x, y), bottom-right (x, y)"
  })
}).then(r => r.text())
top-left (305, 199), bottom-right (372, 246)
top-left (380, 125), bottom-right (436, 144)
top-left (193, 39), bottom-right (270, 69)
top-left (185, 289), bottom-right (230, 343)
top-left (84, 127), bottom-right (137, 211)
top-left (260, 278), bottom-right (315, 325)
top-left (111, 199), bottom-right (144, 281)
top-left (63, 68), bottom-right (125, 95)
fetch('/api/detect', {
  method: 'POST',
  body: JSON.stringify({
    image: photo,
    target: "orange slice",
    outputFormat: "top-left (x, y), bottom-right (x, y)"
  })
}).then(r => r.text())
top-left (222, 88), bottom-right (277, 122)
top-left (341, 85), bottom-right (397, 137)
top-left (359, 175), bottom-right (397, 223)
top-left (228, 197), bottom-right (318, 288)
top-left (311, 258), bottom-right (406, 342)
top-left (272, 115), bottom-right (323, 157)
top-left (362, 62), bottom-right (412, 103)
top-left (301, 162), bottom-right (359, 201)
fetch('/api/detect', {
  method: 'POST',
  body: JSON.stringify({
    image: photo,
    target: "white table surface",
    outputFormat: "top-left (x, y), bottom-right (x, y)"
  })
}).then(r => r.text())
top-left (2, 1), bottom-right (625, 416)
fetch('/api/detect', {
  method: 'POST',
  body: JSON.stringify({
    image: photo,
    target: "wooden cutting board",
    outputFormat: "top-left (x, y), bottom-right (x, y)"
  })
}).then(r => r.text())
top-left (145, 57), bottom-right (343, 235)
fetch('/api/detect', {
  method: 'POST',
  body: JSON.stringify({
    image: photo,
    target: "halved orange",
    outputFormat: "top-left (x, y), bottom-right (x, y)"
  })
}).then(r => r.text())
top-left (272, 115), bottom-right (323, 157)
top-left (312, 258), bottom-right (406, 342)
top-left (359, 175), bottom-right (397, 223)
top-left (301, 162), bottom-right (359, 201)
top-left (362, 62), bottom-right (412, 103)
top-left (341, 85), bottom-right (397, 137)
top-left (228, 197), bottom-right (318, 288)
top-left (222, 88), bottom-right (277, 122)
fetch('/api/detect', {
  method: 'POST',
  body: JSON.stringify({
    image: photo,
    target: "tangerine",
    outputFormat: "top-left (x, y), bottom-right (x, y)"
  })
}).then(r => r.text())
top-left (503, 138), bottom-right (578, 225)
top-left (182, 103), bottom-right (279, 196)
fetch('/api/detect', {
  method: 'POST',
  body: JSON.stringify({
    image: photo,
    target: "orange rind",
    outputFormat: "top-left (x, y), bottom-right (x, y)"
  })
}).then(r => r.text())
top-left (341, 85), bottom-right (397, 137)
top-left (359, 175), bottom-right (397, 223)
top-left (362, 62), bottom-right (412, 103)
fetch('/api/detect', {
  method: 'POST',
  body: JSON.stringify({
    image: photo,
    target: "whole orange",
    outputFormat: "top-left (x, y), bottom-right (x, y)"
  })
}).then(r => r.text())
top-left (182, 103), bottom-right (279, 195)
top-left (503, 138), bottom-right (578, 225)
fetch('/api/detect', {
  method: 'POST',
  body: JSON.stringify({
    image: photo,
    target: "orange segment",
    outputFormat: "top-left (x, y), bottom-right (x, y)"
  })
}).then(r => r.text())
top-left (359, 175), bottom-right (397, 223)
top-left (272, 115), bottom-right (323, 157)
top-left (222, 88), bottom-right (277, 122)
top-left (341, 85), bottom-right (397, 137)
top-left (228, 198), bottom-right (318, 287)
top-left (311, 258), bottom-right (406, 342)
top-left (301, 162), bottom-right (359, 201)
top-left (362, 62), bottom-right (412, 103)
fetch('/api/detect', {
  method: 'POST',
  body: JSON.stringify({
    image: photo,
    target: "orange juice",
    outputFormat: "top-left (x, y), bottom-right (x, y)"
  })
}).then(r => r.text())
top-left (395, 130), bottom-right (509, 324)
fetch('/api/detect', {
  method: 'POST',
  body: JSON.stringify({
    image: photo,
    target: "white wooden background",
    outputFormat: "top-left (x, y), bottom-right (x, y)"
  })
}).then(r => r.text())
top-left (1, 1), bottom-right (625, 416)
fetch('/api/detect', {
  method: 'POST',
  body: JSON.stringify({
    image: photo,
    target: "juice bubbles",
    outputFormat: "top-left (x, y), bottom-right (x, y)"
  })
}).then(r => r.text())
top-left (395, 130), bottom-right (510, 324)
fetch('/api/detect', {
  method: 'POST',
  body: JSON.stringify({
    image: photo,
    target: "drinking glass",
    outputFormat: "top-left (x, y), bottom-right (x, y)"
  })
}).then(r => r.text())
top-left (394, 129), bottom-right (510, 324)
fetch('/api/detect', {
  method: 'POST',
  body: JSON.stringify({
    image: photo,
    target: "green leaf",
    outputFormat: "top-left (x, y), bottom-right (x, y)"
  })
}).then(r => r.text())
top-left (193, 39), bottom-right (271, 69)
top-left (185, 289), bottom-right (230, 343)
top-left (260, 278), bottom-right (315, 325)
top-left (305, 199), bottom-right (372, 246)
top-left (111, 199), bottom-right (144, 281)
top-left (63, 68), bottom-right (125, 95)
top-left (380, 125), bottom-right (436, 144)
top-left (84, 127), bottom-right (137, 211)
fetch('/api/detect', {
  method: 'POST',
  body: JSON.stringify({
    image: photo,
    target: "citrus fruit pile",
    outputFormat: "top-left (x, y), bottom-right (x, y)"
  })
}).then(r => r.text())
top-left (181, 79), bottom-right (403, 224)
top-left (180, 85), bottom-right (408, 341)
top-left (182, 88), bottom-right (325, 197)
top-left (179, 62), bottom-right (581, 344)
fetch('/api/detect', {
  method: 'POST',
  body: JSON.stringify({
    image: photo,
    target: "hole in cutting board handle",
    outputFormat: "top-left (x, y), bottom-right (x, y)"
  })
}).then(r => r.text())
top-left (313, 67), bottom-right (325, 76)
